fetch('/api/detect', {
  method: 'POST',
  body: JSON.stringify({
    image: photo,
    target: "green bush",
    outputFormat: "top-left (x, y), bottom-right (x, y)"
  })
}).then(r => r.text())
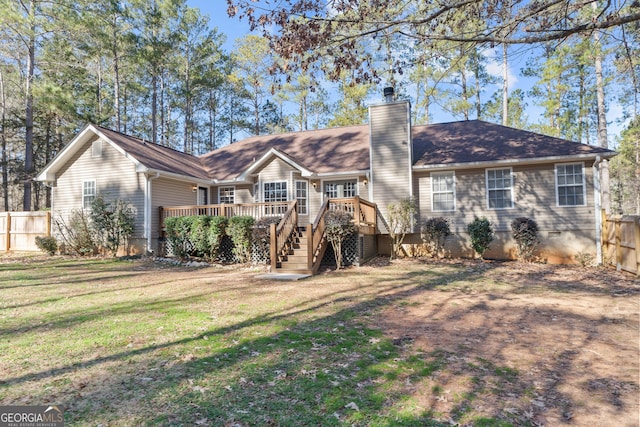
top-left (208, 216), bottom-right (229, 260)
top-left (35, 236), bottom-right (58, 256)
top-left (189, 216), bottom-right (212, 257)
top-left (467, 216), bottom-right (494, 259)
top-left (227, 216), bottom-right (255, 263)
top-left (420, 217), bottom-right (452, 258)
top-left (510, 217), bottom-right (539, 262)
top-left (165, 216), bottom-right (195, 260)
top-left (325, 209), bottom-right (356, 269)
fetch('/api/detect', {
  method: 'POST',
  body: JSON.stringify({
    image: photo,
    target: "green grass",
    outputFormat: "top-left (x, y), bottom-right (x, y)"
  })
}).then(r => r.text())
top-left (0, 257), bottom-right (458, 426)
top-left (1, 255), bottom-right (633, 426)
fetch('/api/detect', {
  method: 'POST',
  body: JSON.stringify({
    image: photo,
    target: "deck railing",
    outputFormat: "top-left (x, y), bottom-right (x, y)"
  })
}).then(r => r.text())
top-left (307, 199), bottom-right (330, 273)
top-left (159, 202), bottom-right (291, 232)
top-left (159, 197), bottom-right (377, 273)
top-left (329, 196), bottom-right (377, 232)
top-left (270, 201), bottom-right (299, 271)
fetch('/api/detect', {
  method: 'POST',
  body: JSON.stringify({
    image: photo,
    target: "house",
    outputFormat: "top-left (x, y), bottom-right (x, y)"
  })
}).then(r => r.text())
top-left (37, 92), bottom-right (616, 268)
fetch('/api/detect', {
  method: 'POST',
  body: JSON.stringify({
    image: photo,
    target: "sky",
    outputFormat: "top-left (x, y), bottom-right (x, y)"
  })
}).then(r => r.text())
top-left (188, 1), bottom-right (627, 146)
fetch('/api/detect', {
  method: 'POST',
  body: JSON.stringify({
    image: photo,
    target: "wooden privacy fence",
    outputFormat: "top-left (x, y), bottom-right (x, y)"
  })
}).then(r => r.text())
top-left (0, 211), bottom-right (51, 251)
top-left (602, 212), bottom-right (640, 275)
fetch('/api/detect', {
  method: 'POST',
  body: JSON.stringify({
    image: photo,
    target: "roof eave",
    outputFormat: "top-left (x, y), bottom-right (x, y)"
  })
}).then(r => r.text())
top-left (235, 147), bottom-right (315, 182)
top-left (412, 152), bottom-right (617, 171)
top-left (141, 167), bottom-right (212, 186)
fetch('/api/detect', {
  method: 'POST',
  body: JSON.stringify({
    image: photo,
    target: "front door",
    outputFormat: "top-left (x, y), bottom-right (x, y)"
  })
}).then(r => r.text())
top-left (324, 180), bottom-right (358, 199)
top-left (198, 187), bottom-right (208, 205)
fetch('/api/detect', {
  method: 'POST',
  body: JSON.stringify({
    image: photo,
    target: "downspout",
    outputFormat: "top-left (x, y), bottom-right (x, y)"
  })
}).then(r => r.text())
top-left (145, 172), bottom-right (160, 254)
top-left (593, 156), bottom-right (602, 265)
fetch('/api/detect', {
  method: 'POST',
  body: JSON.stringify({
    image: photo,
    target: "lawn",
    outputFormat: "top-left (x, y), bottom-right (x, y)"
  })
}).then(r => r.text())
top-left (0, 255), bottom-right (638, 426)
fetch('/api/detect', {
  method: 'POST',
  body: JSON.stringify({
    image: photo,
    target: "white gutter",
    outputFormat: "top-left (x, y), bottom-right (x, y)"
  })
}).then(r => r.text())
top-left (593, 156), bottom-right (603, 265)
top-left (412, 153), bottom-right (616, 171)
top-left (145, 172), bottom-right (160, 254)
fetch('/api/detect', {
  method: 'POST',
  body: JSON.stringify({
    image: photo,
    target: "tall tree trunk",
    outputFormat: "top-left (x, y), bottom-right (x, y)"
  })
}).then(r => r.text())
top-left (593, 33), bottom-right (608, 148)
top-left (112, 19), bottom-right (121, 131)
top-left (502, 43), bottom-right (508, 126)
top-left (151, 72), bottom-right (158, 144)
top-left (474, 50), bottom-right (481, 120)
top-left (23, 0), bottom-right (36, 211)
top-left (0, 67), bottom-right (8, 211)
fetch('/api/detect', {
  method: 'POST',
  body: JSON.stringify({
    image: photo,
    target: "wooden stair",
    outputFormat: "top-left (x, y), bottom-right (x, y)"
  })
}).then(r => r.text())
top-left (276, 230), bottom-right (312, 274)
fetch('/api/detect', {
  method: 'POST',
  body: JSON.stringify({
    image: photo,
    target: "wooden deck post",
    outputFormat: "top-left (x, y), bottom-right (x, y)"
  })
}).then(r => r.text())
top-left (270, 223), bottom-right (277, 271)
top-left (158, 206), bottom-right (164, 235)
top-left (45, 211), bottom-right (51, 237)
top-left (307, 224), bottom-right (313, 271)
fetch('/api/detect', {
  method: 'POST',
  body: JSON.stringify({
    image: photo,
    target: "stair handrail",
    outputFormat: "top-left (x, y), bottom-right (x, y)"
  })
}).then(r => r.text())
top-left (270, 200), bottom-right (298, 271)
top-left (307, 198), bottom-right (331, 273)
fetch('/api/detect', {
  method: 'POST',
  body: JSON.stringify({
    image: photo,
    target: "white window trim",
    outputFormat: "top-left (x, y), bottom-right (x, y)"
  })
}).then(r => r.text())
top-left (431, 171), bottom-right (456, 212)
top-left (218, 186), bottom-right (235, 204)
top-left (295, 180), bottom-right (308, 215)
top-left (91, 140), bottom-right (102, 158)
top-left (555, 162), bottom-right (587, 207)
top-left (485, 167), bottom-right (514, 210)
top-left (263, 181), bottom-right (288, 202)
top-left (321, 179), bottom-right (359, 199)
top-left (82, 179), bottom-right (96, 209)
top-left (253, 182), bottom-right (260, 203)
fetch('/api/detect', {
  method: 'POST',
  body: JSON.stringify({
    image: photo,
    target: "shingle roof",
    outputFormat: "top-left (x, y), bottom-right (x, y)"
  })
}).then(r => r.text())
top-left (412, 120), bottom-right (615, 167)
top-left (199, 125), bottom-right (370, 181)
top-left (93, 120), bottom-right (615, 182)
top-left (94, 126), bottom-right (211, 180)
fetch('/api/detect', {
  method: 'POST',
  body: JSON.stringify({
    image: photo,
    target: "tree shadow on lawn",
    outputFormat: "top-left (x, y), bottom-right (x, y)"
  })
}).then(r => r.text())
top-left (2, 263), bottom-right (637, 426)
top-left (1, 267), bottom-right (495, 426)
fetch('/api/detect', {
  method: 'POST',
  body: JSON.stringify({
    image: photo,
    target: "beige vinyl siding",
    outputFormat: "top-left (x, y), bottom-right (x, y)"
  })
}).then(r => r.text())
top-left (308, 180), bottom-right (323, 225)
top-left (369, 101), bottom-right (412, 222)
top-left (258, 157), bottom-right (296, 183)
top-left (53, 136), bottom-right (145, 238)
top-left (415, 162), bottom-right (596, 235)
top-left (151, 177), bottom-right (197, 240)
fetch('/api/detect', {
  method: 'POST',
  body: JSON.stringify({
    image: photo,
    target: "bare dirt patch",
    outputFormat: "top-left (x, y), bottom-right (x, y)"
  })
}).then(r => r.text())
top-left (373, 259), bottom-right (640, 426)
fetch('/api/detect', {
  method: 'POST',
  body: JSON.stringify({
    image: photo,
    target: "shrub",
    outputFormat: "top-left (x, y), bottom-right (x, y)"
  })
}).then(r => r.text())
top-left (510, 217), bottom-right (539, 262)
top-left (251, 216), bottom-right (281, 263)
top-left (227, 216), bottom-right (255, 263)
top-left (89, 195), bottom-right (136, 256)
top-left (325, 209), bottom-right (356, 269)
top-left (54, 209), bottom-right (97, 256)
top-left (189, 216), bottom-right (212, 257)
top-left (165, 216), bottom-right (194, 260)
top-left (420, 217), bottom-right (452, 258)
top-left (467, 216), bottom-right (494, 259)
top-left (388, 197), bottom-right (417, 259)
top-left (35, 236), bottom-right (58, 256)
top-left (208, 216), bottom-right (229, 260)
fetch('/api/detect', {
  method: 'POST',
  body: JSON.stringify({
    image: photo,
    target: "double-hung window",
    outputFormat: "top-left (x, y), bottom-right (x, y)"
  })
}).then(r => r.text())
top-left (264, 181), bottom-right (288, 214)
top-left (219, 186), bottom-right (235, 204)
top-left (556, 163), bottom-right (586, 206)
top-left (431, 171), bottom-right (455, 212)
top-left (486, 168), bottom-right (513, 209)
top-left (295, 181), bottom-right (308, 215)
top-left (83, 180), bottom-right (96, 209)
